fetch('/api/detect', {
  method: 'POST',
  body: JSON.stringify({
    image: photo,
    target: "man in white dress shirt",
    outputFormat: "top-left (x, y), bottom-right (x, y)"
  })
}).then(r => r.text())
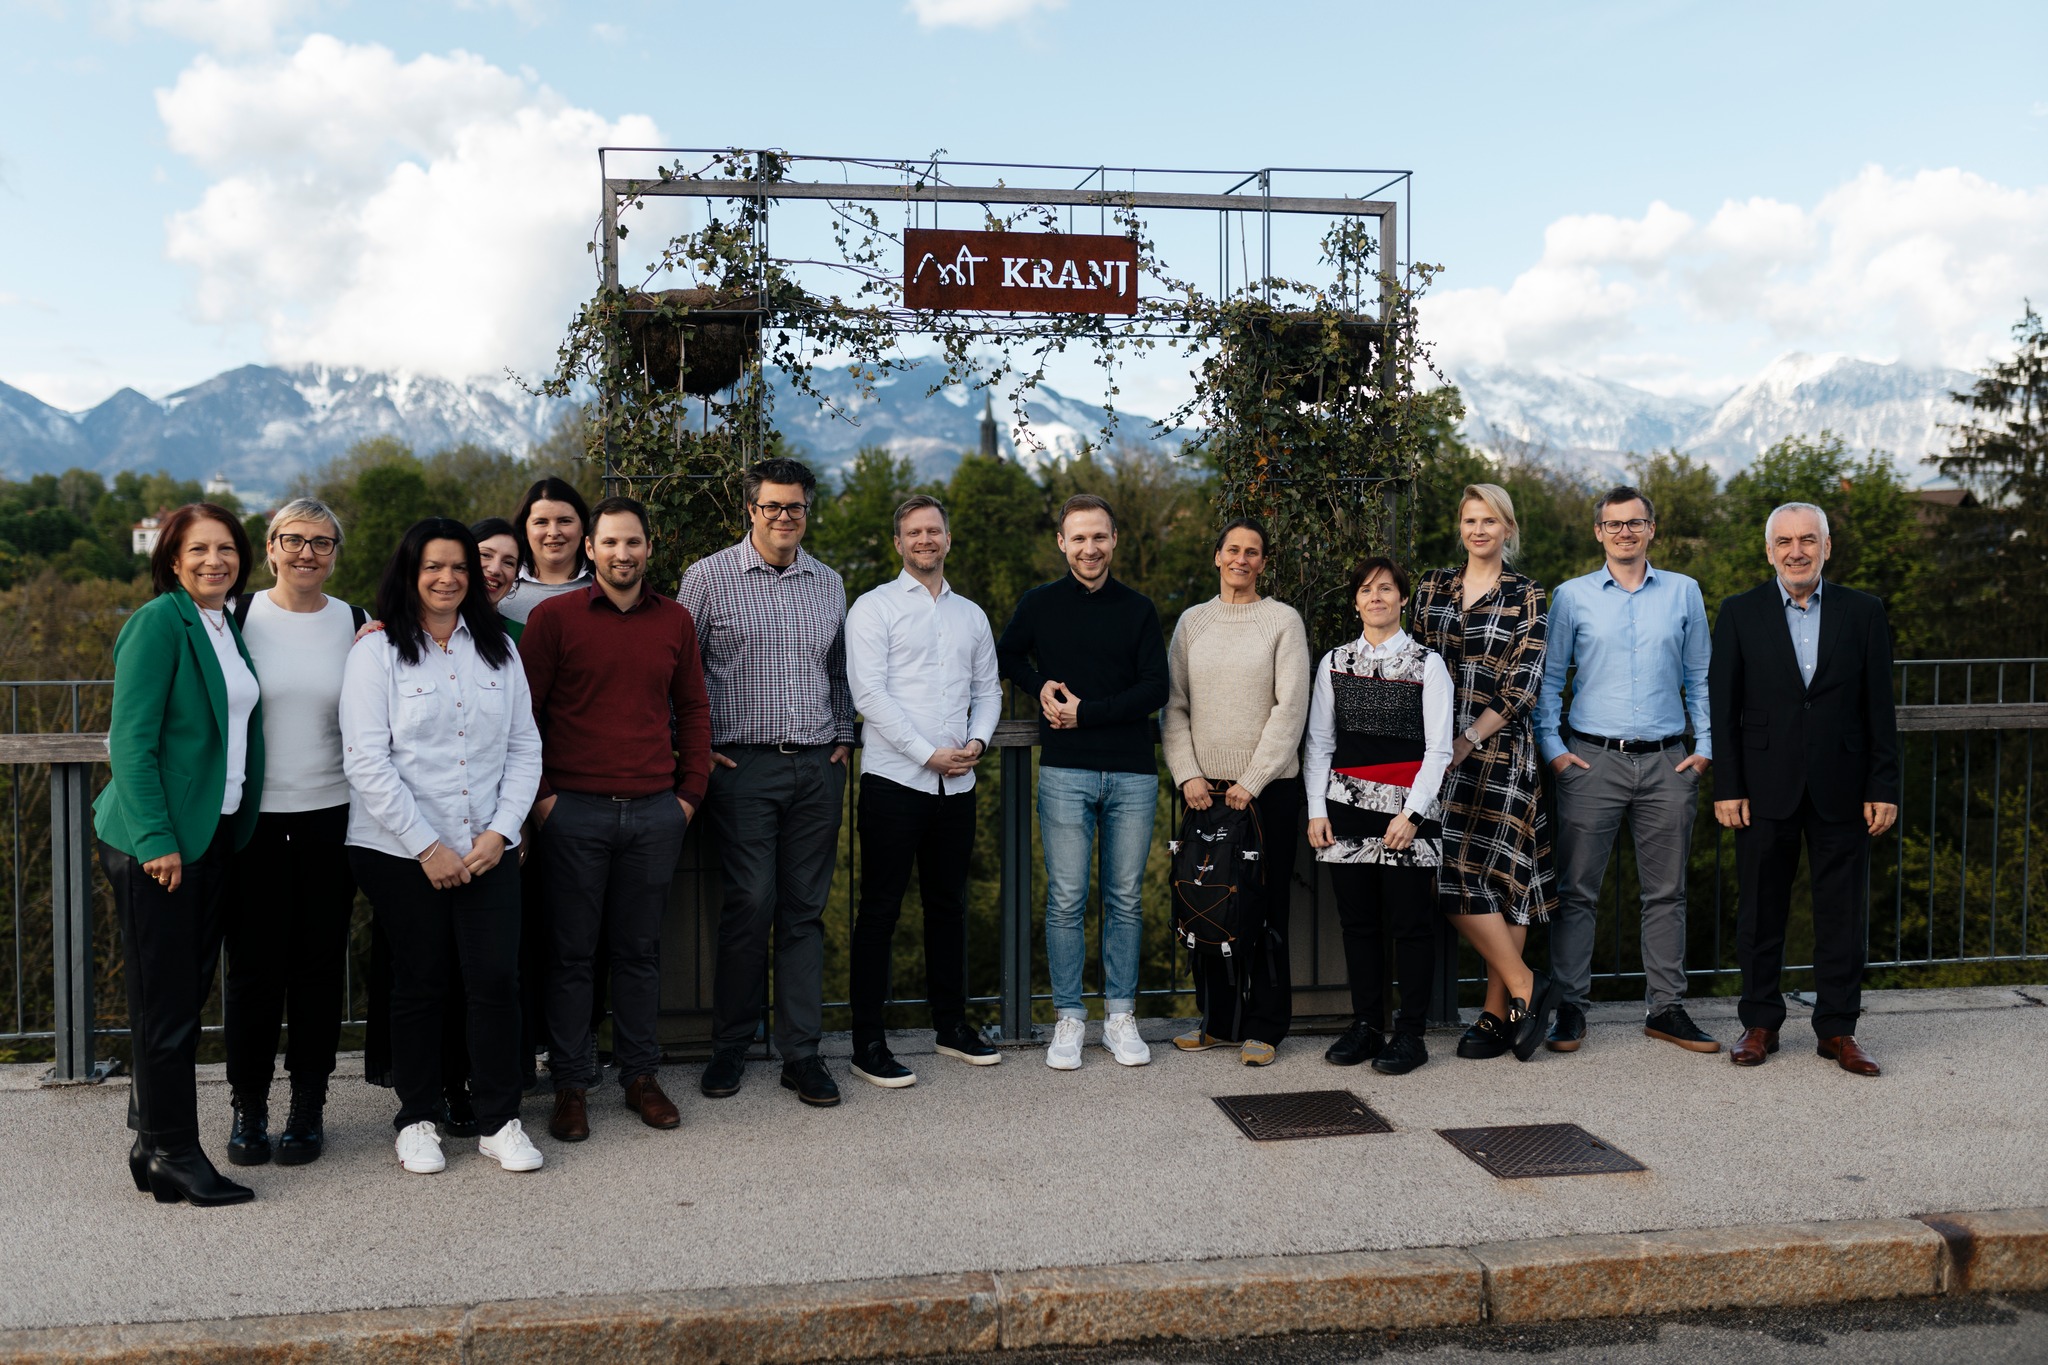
top-left (842, 495), bottom-right (1003, 1087)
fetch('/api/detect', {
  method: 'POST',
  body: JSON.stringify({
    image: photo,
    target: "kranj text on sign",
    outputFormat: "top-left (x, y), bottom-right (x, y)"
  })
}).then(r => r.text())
top-left (904, 228), bottom-right (1139, 315)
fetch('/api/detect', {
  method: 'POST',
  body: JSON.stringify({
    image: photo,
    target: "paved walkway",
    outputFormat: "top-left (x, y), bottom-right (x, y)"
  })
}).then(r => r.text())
top-left (3, 986), bottom-right (2043, 1332)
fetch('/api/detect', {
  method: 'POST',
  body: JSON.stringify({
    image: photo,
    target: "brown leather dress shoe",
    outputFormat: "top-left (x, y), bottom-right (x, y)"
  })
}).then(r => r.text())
top-left (623, 1075), bottom-right (681, 1129)
top-left (549, 1088), bottom-right (589, 1142)
top-left (1729, 1027), bottom-right (1779, 1066)
top-left (1817, 1035), bottom-right (1882, 1076)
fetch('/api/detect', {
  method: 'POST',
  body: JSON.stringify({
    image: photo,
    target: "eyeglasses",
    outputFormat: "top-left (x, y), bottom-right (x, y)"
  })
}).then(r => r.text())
top-left (273, 533), bottom-right (339, 556)
top-left (1596, 519), bottom-right (1652, 535)
top-left (751, 501), bottom-right (809, 523)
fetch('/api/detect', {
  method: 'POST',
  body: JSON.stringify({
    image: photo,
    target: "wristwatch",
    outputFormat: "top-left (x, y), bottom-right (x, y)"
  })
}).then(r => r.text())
top-left (1462, 726), bottom-right (1486, 750)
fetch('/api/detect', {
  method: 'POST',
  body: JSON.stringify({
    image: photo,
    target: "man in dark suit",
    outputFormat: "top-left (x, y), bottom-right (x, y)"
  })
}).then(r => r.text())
top-left (1709, 502), bottom-right (1899, 1076)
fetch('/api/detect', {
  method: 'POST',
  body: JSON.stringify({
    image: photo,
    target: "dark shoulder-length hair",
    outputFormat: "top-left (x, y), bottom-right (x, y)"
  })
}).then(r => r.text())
top-left (374, 518), bottom-right (512, 670)
top-left (150, 502), bottom-right (253, 600)
top-left (512, 476), bottom-right (591, 575)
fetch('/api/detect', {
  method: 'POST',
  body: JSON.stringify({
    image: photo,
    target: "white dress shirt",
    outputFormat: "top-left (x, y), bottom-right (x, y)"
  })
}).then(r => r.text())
top-left (845, 570), bottom-right (1001, 794)
top-left (1302, 629), bottom-right (1456, 822)
top-left (339, 619), bottom-right (543, 859)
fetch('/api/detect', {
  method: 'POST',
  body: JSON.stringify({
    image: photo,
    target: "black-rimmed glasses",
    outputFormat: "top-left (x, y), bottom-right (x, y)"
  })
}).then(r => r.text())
top-left (751, 501), bottom-right (809, 523)
top-left (273, 533), bottom-right (339, 556)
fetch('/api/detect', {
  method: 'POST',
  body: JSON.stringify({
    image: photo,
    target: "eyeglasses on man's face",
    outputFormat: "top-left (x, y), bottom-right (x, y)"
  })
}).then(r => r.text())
top-left (1596, 519), bottom-right (1652, 535)
top-left (273, 533), bottom-right (339, 556)
top-left (751, 501), bottom-right (809, 523)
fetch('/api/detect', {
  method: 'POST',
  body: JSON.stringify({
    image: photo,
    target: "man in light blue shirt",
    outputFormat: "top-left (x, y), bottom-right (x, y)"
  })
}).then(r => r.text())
top-left (1533, 486), bottom-right (1716, 1055)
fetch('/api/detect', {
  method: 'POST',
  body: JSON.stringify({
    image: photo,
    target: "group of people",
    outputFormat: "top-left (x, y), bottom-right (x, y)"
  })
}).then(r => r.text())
top-left (90, 456), bottom-right (1901, 1207)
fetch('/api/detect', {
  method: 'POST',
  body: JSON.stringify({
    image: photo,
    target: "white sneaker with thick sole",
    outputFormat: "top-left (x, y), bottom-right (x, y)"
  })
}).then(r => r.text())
top-left (395, 1120), bottom-right (445, 1173)
top-left (479, 1118), bottom-right (544, 1172)
top-left (1045, 1016), bottom-right (1085, 1070)
top-left (1103, 1012), bottom-right (1151, 1066)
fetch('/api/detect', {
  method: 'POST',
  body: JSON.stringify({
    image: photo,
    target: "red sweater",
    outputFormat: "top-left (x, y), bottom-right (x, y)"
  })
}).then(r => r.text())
top-left (520, 586), bottom-right (713, 808)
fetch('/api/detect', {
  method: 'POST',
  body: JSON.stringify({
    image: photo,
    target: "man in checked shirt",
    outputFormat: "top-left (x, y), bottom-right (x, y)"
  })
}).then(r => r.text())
top-left (679, 458), bottom-right (856, 1108)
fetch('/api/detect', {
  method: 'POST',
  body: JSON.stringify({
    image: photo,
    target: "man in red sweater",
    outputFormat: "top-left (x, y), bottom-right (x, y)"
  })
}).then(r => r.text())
top-left (521, 496), bottom-right (711, 1142)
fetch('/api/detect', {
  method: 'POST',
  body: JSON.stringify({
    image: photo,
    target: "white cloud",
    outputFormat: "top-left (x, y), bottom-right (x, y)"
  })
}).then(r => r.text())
top-left (157, 35), bottom-right (660, 380)
top-left (906, 0), bottom-right (1064, 29)
top-left (105, 0), bottom-right (316, 54)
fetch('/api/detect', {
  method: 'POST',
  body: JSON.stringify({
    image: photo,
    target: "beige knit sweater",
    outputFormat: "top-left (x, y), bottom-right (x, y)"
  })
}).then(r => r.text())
top-left (1162, 595), bottom-right (1312, 795)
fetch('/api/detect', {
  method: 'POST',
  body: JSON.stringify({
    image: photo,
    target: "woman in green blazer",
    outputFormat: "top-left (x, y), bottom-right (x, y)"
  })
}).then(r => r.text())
top-left (94, 503), bottom-right (266, 1207)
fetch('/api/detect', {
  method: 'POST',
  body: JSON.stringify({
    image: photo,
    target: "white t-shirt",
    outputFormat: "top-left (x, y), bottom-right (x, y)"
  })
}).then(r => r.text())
top-left (240, 593), bottom-right (358, 812)
top-left (197, 605), bottom-right (263, 816)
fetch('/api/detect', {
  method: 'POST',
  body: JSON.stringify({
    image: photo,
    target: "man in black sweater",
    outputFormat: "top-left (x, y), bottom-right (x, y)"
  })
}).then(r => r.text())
top-left (997, 494), bottom-right (1169, 1072)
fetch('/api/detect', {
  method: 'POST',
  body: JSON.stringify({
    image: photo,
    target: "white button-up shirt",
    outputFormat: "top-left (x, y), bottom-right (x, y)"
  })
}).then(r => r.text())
top-left (845, 570), bottom-right (1001, 795)
top-left (340, 620), bottom-right (543, 860)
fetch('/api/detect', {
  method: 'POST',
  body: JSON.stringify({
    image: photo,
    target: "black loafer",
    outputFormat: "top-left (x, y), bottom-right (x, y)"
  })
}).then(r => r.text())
top-left (700, 1049), bottom-right (745, 1098)
top-left (1547, 1001), bottom-right (1587, 1052)
top-left (780, 1056), bottom-right (841, 1107)
top-left (1323, 1020), bottom-right (1385, 1067)
top-left (1456, 1012), bottom-right (1511, 1059)
top-left (1371, 1033), bottom-right (1429, 1075)
top-left (1511, 970), bottom-right (1560, 1061)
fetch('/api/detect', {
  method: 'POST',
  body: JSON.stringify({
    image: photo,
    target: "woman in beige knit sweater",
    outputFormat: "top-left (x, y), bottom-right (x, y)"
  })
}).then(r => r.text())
top-left (1162, 517), bottom-right (1312, 1065)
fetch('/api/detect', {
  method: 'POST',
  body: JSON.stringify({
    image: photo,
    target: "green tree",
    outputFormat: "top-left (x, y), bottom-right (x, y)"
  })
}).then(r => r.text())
top-left (807, 446), bottom-right (919, 601)
top-left (942, 453), bottom-right (1050, 641)
top-left (1039, 442), bottom-right (1214, 638)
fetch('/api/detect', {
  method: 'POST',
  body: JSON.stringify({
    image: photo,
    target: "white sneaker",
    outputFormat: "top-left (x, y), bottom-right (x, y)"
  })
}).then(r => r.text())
top-left (479, 1118), bottom-right (544, 1172)
top-left (395, 1120), bottom-right (444, 1173)
top-left (1046, 1016), bottom-right (1085, 1070)
top-left (1103, 1012), bottom-right (1152, 1066)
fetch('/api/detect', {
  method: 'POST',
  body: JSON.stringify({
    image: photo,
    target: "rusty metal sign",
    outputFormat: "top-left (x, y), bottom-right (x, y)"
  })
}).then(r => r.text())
top-left (903, 228), bottom-right (1139, 314)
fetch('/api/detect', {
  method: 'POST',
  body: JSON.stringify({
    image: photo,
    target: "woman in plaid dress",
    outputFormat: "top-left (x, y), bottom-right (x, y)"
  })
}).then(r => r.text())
top-left (1411, 483), bottom-right (1560, 1062)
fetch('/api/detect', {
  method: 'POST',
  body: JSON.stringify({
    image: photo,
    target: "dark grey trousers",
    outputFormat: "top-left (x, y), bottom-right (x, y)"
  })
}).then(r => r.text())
top-left (1548, 736), bottom-right (1701, 1011)
top-left (705, 746), bottom-right (846, 1060)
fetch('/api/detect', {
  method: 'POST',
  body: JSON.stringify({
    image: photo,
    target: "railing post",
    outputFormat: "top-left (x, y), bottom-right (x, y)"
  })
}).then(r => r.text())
top-left (997, 743), bottom-right (1036, 1043)
top-left (46, 761), bottom-right (106, 1084)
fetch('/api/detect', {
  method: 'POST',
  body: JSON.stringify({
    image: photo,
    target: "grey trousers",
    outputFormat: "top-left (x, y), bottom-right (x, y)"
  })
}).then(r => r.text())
top-left (705, 745), bottom-right (846, 1060)
top-left (1548, 736), bottom-right (1700, 1010)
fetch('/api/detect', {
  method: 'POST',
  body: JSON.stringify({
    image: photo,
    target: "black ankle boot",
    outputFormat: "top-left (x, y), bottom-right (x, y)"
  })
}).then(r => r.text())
top-left (128, 1131), bottom-right (151, 1192)
top-left (274, 1083), bottom-right (326, 1166)
top-left (227, 1092), bottom-right (272, 1167)
top-left (146, 1139), bottom-right (254, 1207)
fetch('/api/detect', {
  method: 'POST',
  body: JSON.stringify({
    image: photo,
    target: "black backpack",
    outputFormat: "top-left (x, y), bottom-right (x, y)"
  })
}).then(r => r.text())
top-left (1170, 785), bottom-right (1266, 964)
top-left (232, 593), bottom-right (368, 634)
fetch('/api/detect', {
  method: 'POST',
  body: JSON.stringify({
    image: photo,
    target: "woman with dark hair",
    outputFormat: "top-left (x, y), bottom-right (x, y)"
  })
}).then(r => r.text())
top-left (1163, 517), bottom-right (1311, 1065)
top-left (472, 516), bottom-right (526, 641)
top-left (1304, 557), bottom-right (1455, 1075)
top-left (340, 518), bottom-right (544, 1175)
top-left (498, 477), bottom-right (591, 625)
top-left (94, 503), bottom-right (264, 1205)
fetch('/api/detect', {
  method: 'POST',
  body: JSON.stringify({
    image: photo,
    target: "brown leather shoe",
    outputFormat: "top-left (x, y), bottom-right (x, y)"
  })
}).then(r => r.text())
top-left (1729, 1027), bottom-right (1779, 1066)
top-left (548, 1088), bottom-right (589, 1142)
top-left (623, 1075), bottom-right (681, 1129)
top-left (1817, 1034), bottom-right (1882, 1076)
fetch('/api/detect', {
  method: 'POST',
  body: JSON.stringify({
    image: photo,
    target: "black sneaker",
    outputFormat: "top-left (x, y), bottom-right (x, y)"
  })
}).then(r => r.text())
top-left (780, 1055), bottom-right (842, 1107)
top-left (1645, 1004), bottom-right (1722, 1053)
top-left (1456, 1012), bottom-right (1511, 1059)
top-left (700, 1049), bottom-right (746, 1098)
top-left (1372, 1033), bottom-right (1429, 1075)
top-left (1323, 1020), bottom-right (1385, 1067)
top-left (850, 1040), bottom-right (916, 1089)
top-left (934, 1022), bottom-right (1001, 1065)
top-left (1547, 1001), bottom-right (1587, 1052)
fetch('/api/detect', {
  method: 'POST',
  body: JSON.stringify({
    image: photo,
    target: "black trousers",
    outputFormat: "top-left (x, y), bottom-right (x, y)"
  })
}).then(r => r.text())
top-left (1328, 861), bottom-right (1437, 1035)
top-left (850, 774), bottom-right (976, 1046)
top-left (350, 848), bottom-right (523, 1133)
top-left (543, 791), bottom-right (687, 1089)
top-left (222, 805), bottom-right (354, 1097)
top-left (366, 905), bottom-right (470, 1093)
top-left (102, 817), bottom-right (236, 1148)
top-left (1736, 791), bottom-right (1871, 1039)
top-left (1194, 778), bottom-right (1302, 1046)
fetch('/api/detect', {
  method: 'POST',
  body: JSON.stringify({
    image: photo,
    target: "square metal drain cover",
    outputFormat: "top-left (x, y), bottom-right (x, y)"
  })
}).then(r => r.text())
top-left (1213, 1089), bottom-right (1393, 1141)
top-left (1437, 1122), bottom-right (1646, 1178)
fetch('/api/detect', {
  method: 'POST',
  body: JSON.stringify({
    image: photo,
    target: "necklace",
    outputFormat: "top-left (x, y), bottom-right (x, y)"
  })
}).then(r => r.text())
top-left (428, 631), bottom-right (454, 654)
top-left (200, 607), bottom-right (227, 638)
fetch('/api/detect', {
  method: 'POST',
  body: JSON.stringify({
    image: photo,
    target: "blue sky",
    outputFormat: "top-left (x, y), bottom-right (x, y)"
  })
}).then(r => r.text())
top-left (2, 0), bottom-right (2044, 412)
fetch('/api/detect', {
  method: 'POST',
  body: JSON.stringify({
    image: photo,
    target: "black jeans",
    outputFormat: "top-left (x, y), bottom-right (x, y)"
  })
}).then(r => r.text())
top-left (543, 791), bottom-right (688, 1089)
top-left (1329, 861), bottom-right (1437, 1034)
top-left (350, 848), bottom-right (523, 1133)
top-left (102, 817), bottom-right (236, 1148)
top-left (850, 774), bottom-right (976, 1046)
top-left (1193, 778), bottom-right (1302, 1046)
top-left (223, 805), bottom-right (354, 1098)
top-left (1736, 791), bottom-right (1871, 1039)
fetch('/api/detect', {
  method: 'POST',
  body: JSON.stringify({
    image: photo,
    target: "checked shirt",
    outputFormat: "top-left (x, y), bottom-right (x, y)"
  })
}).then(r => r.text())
top-left (676, 536), bottom-right (856, 748)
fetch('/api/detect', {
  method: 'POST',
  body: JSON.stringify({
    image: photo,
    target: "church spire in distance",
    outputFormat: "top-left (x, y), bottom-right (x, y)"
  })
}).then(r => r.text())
top-left (980, 396), bottom-right (1000, 461)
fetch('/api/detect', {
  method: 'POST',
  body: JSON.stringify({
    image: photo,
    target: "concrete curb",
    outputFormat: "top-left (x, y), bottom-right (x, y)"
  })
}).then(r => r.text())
top-left (4, 1209), bottom-right (2043, 1363)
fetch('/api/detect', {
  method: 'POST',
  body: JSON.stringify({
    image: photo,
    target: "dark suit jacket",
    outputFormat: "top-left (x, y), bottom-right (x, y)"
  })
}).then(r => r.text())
top-left (1709, 578), bottom-right (1899, 823)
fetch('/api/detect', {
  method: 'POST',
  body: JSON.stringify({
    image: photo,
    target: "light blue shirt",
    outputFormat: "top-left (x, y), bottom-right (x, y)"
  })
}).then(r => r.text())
top-left (1534, 562), bottom-right (1712, 764)
top-left (1782, 579), bottom-right (1822, 687)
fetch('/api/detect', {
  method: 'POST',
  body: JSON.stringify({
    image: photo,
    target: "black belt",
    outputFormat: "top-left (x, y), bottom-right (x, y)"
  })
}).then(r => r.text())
top-left (728, 741), bottom-right (831, 754)
top-left (1574, 732), bottom-right (1685, 754)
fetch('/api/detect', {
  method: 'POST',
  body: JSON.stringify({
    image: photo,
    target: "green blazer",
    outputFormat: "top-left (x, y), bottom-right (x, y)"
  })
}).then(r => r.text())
top-left (93, 588), bottom-right (266, 863)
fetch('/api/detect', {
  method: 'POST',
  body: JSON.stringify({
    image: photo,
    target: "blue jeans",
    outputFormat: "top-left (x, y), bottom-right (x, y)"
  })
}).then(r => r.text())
top-left (1038, 765), bottom-right (1157, 1018)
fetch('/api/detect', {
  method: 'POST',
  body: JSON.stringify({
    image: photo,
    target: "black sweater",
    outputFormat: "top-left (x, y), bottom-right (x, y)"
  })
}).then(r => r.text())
top-left (996, 573), bottom-right (1170, 775)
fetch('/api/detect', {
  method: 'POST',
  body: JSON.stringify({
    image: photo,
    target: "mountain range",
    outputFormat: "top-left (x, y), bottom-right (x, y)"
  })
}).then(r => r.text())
top-left (0, 352), bottom-right (1982, 502)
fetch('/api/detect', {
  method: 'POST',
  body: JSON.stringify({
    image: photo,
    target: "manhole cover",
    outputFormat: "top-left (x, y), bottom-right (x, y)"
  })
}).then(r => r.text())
top-left (1212, 1089), bottom-right (1393, 1141)
top-left (1436, 1122), bottom-right (1645, 1178)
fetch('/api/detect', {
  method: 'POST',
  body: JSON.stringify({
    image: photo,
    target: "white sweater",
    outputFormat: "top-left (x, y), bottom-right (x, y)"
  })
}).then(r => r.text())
top-left (241, 593), bottom-right (357, 812)
top-left (1162, 596), bottom-right (1312, 796)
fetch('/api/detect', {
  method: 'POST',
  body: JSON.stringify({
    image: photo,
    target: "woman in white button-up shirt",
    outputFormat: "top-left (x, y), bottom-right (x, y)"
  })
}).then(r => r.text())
top-left (340, 518), bottom-right (544, 1177)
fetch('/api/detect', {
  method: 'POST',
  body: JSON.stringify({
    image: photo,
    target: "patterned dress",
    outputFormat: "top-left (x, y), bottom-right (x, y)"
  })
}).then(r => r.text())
top-left (1411, 566), bottom-right (1557, 924)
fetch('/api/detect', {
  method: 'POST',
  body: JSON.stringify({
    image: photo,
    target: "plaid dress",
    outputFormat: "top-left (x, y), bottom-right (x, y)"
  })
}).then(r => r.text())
top-left (1411, 566), bottom-right (1557, 924)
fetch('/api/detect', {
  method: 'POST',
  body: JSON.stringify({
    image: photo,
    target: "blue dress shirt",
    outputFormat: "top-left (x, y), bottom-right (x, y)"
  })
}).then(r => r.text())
top-left (1534, 562), bottom-right (1713, 764)
top-left (1781, 579), bottom-right (1822, 687)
